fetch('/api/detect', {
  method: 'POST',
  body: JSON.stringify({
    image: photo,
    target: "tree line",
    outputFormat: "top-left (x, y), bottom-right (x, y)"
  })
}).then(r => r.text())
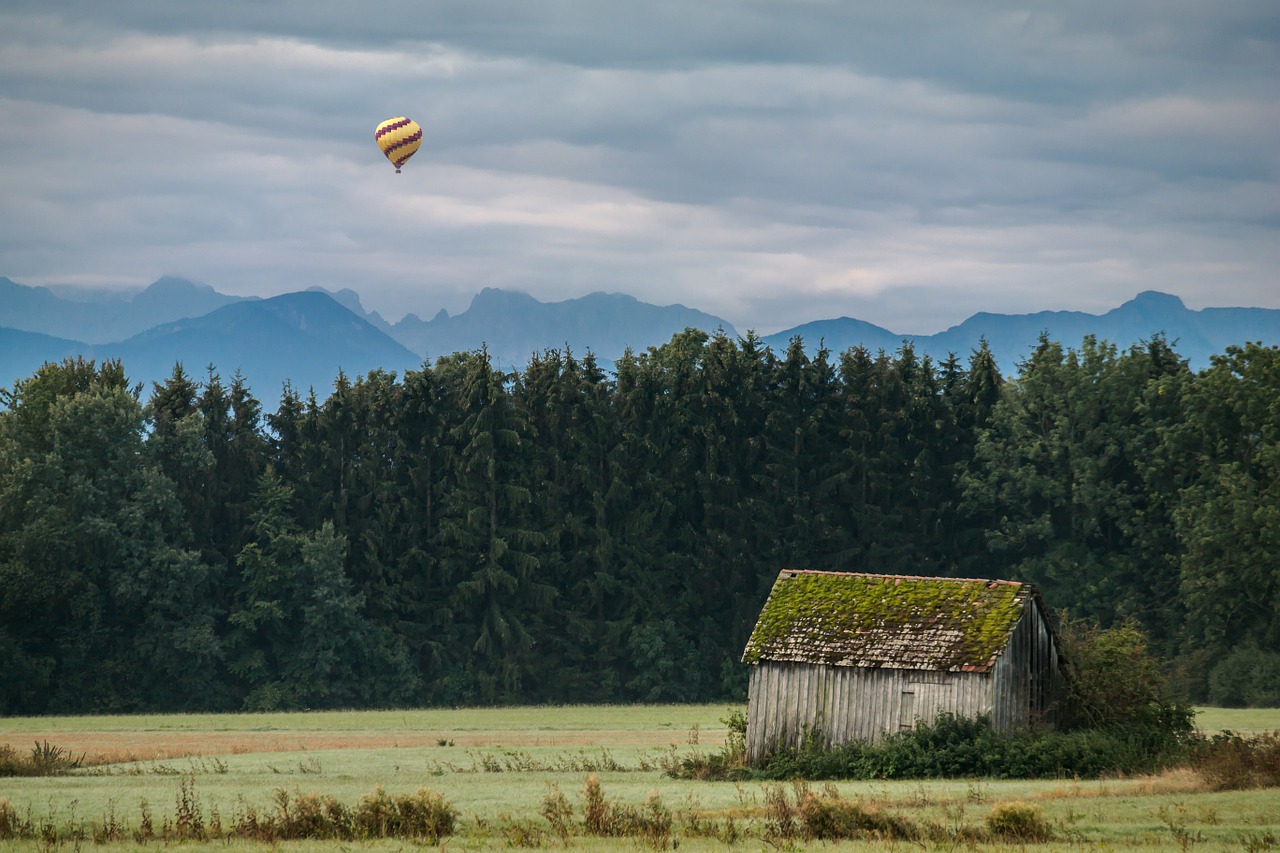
top-left (1, 330), bottom-right (1277, 714)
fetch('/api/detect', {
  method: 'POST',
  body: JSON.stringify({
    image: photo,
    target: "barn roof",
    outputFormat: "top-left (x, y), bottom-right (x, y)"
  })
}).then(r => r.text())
top-left (741, 570), bottom-right (1037, 673)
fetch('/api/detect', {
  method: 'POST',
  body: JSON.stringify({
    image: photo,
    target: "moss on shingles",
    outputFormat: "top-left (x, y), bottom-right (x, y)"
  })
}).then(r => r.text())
top-left (741, 572), bottom-right (1027, 671)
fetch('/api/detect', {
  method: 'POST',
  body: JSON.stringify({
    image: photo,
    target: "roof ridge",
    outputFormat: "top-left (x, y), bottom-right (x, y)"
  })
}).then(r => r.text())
top-left (780, 569), bottom-right (1024, 588)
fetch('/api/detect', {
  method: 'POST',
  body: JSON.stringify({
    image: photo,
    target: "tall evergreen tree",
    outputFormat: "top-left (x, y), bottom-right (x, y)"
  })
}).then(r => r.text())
top-left (436, 350), bottom-right (550, 702)
top-left (226, 471), bottom-right (416, 710)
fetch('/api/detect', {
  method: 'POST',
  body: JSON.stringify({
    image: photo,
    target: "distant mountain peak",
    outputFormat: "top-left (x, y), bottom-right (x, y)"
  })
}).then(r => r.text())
top-left (471, 287), bottom-right (540, 309)
top-left (144, 275), bottom-right (209, 293)
top-left (1126, 291), bottom-right (1187, 311)
top-left (307, 285), bottom-right (367, 315)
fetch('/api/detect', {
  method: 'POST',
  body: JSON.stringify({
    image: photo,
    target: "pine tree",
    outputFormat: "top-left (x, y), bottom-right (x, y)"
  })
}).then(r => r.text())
top-left (436, 350), bottom-right (550, 703)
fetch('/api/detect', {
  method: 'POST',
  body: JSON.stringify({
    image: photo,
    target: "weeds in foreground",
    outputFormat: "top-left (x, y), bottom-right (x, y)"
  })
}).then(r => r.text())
top-left (6, 763), bottom-right (1277, 849)
top-left (1240, 830), bottom-right (1279, 852)
top-left (1157, 802), bottom-right (1207, 851)
top-left (764, 781), bottom-right (930, 843)
top-left (0, 775), bottom-right (457, 844)
top-left (0, 741), bottom-right (85, 777)
top-left (580, 774), bottom-right (673, 848)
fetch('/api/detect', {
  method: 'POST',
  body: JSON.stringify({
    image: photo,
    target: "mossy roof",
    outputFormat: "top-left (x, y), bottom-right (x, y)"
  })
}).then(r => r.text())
top-left (741, 570), bottom-right (1032, 673)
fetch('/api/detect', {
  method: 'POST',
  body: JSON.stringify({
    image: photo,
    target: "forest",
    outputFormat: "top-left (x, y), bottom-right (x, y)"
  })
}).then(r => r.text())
top-left (0, 330), bottom-right (1276, 715)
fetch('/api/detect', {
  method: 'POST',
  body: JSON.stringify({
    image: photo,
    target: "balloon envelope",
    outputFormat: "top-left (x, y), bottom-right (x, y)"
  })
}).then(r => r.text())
top-left (375, 117), bottom-right (423, 172)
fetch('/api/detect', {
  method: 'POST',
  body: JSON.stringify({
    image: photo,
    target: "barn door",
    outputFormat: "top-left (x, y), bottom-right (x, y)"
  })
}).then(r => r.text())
top-left (899, 690), bottom-right (916, 731)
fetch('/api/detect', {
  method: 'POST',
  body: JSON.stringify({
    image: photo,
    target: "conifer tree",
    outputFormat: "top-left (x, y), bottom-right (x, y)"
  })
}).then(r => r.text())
top-left (436, 350), bottom-right (550, 702)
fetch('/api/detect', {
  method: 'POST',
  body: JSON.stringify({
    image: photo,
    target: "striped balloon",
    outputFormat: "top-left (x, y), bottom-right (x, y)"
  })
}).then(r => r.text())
top-left (374, 116), bottom-right (423, 173)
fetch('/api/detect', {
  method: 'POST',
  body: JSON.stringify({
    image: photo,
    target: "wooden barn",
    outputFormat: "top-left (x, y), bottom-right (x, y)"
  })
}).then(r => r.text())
top-left (741, 569), bottom-right (1065, 763)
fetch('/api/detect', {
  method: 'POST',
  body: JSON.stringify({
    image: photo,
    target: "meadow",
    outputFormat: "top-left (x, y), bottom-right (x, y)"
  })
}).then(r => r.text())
top-left (1, 704), bottom-right (1277, 851)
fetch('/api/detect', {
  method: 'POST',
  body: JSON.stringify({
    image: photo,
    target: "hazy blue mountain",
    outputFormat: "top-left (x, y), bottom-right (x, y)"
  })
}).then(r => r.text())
top-left (759, 316), bottom-right (903, 359)
top-left (0, 327), bottom-right (85, 388)
top-left (306, 285), bottom-right (395, 334)
top-left (0, 291), bottom-right (421, 402)
top-left (391, 288), bottom-right (737, 370)
top-left (763, 291), bottom-right (1280, 373)
top-left (97, 291), bottom-right (422, 400)
top-left (0, 276), bottom-right (251, 344)
top-left (3, 278), bottom-right (1276, 401)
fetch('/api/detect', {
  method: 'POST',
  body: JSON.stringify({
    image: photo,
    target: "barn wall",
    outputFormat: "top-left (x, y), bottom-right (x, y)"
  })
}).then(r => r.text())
top-left (745, 661), bottom-right (992, 763)
top-left (990, 601), bottom-right (1063, 732)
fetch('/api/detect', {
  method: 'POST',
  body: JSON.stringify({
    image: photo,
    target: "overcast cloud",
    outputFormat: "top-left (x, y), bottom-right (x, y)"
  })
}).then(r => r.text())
top-left (1, 1), bottom-right (1276, 334)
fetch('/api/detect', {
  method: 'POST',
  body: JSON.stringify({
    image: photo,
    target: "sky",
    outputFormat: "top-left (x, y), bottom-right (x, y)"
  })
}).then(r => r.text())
top-left (1, 1), bottom-right (1277, 335)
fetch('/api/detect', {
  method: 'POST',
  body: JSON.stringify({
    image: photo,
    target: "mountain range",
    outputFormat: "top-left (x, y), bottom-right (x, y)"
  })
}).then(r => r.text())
top-left (760, 290), bottom-right (1280, 374)
top-left (1, 275), bottom-right (1276, 401)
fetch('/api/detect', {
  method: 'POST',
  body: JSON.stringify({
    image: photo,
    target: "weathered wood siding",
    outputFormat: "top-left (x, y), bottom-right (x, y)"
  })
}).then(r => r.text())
top-left (745, 660), bottom-right (992, 763)
top-left (991, 599), bottom-right (1063, 731)
top-left (745, 603), bottom-right (1065, 763)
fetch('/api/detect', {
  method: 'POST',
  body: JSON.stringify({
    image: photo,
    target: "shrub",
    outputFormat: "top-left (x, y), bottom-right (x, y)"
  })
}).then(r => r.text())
top-left (986, 801), bottom-right (1052, 843)
top-left (577, 775), bottom-right (673, 849)
top-left (273, 789), bottom-right (349, 839)
top-left (722, 708), bottom-right (747, 762)
top-left (1193, 731), bottom-right (1280, 791)
top-left (498, 816), bottom-right (549, 848)
top-left (763, 782), bottom-right (919, 842)
top-left (581, 774), bottom-right (609, 835)
top-left (539, 784), bottom-right (573, 841)
top-left (796, 786), bottom-right (918, 841)
top-left (0, 747), bottom-right (20, 778)
top-left (1208, 647), bottom-right (1280, 708)
top-left (753, 713), bottom-right (1193, 781)
top-left (763, 782), bottom-right (800, 840)
top-left (352, 786), bottom-right (456, 841)
top-left (1058, 617), bottom-right (1193, 733)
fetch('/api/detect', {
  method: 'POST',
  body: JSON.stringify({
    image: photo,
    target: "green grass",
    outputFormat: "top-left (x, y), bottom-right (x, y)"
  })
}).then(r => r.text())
top-left (0, 703), bottom-right (730, 736)
top-left (1, 704), bottom-right (1277, 851)
top-left (1195, 706), bottom-right (1280, 735)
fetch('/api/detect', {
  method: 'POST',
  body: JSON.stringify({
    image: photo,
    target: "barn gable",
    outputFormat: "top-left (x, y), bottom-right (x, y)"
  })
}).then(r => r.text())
top-left (741, 570), bottom-right (1063, 762)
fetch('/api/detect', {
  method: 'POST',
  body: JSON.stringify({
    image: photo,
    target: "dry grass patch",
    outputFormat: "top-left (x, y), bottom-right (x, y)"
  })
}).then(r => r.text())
top-left (0, 729), bottom-right (687, 764)
top-left (1029, 768), bottom-right (1206, 801)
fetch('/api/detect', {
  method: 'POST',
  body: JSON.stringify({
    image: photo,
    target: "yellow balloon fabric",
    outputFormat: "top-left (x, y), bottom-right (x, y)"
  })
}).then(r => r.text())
top-left (374, 117), bottom-right (423, 172)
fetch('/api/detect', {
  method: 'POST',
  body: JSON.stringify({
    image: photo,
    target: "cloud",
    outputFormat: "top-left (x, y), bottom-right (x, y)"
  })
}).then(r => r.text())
top-left (0, 1), bottom-right (1276, 336)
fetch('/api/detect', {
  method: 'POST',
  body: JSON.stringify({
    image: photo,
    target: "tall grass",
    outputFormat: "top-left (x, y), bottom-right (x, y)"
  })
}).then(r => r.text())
top-left (0, 741), bottom-right (85, 776)
top-left (0, 775), bottom-right (457, 844)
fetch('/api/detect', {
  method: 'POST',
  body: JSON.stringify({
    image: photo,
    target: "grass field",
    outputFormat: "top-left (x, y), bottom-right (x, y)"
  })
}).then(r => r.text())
top-left (1, 704), bottom-right (1277, 851)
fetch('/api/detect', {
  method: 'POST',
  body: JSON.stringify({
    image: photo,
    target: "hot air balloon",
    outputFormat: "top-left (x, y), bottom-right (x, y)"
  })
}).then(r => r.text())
top-left (375, 116), bottom-right (423, 173)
